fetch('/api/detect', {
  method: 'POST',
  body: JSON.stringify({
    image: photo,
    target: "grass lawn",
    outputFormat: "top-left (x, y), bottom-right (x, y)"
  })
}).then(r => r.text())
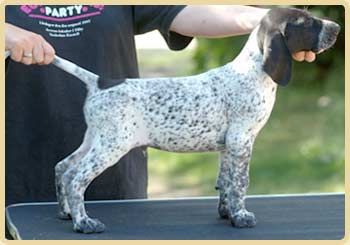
top-left (137, 49), bottom-right (345, 198)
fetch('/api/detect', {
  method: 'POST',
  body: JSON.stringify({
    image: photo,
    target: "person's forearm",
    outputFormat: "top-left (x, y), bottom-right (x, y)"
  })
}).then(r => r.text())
top-left (170, 5), bottom-right (269, 38)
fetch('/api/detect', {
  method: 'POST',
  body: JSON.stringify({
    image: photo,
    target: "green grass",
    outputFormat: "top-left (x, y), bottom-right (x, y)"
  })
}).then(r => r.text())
top-left (137, 49), bottom-right (345, 197)
top-left (137, 49), bottom-right (194, 78)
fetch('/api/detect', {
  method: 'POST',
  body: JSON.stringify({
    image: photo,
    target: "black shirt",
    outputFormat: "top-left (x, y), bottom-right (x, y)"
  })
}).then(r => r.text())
top-left (5, 5), bottom-right (192, 206)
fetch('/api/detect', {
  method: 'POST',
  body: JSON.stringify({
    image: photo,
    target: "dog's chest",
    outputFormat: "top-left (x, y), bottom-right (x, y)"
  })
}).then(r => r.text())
top-left (225, 55), bottom-right (278, 134)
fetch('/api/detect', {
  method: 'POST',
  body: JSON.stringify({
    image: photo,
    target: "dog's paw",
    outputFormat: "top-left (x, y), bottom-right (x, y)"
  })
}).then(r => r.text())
top-left (218, 202), bottom-right (229, 219)
top-left (230, 210), bottom-right (257, 228)
top-left (73, 218), bottom-right (106, 234)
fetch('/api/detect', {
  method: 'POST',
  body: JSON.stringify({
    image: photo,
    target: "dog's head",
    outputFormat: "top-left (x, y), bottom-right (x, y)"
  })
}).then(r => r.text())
top-left (257, 8), bottom-right (340, 86)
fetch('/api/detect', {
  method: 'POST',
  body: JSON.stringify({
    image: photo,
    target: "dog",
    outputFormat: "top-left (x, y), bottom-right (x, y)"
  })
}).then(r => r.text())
top-left (52, 8), bottom-right (340, 233)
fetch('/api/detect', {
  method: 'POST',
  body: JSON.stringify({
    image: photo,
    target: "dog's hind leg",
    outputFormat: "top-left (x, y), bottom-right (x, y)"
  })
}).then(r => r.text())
top-left (63, 131), bottom-right (132, 233)
top-left (55, 129), bottom-right (93, 220)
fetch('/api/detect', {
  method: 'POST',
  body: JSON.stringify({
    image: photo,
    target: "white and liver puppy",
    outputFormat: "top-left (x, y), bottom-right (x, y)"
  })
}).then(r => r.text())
top-left (51, 8), bottom-right (340, 233)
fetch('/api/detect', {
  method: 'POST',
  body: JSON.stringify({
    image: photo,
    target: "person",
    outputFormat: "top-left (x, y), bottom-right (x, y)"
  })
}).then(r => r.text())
top-left (5, 5), bottom-right (315, 238)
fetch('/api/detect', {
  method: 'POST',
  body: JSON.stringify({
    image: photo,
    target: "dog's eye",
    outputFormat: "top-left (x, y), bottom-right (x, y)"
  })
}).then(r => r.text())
top-left (291, 17), bottom-right (306, 26)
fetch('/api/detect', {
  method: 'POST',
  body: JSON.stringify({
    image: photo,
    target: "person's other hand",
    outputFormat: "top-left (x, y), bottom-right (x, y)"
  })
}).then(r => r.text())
top-left (5, 23), bottom-right (55, 65)
top-left (292, 51), bottom-right (316, 63)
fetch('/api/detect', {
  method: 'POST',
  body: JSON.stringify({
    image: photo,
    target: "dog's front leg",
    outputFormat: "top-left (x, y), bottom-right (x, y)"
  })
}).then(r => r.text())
top-left (217, 131), bottom-right (257, 228)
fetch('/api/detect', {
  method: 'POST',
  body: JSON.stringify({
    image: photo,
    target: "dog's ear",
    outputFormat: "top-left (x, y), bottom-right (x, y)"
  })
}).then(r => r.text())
top-left (262, 31), bottom-right (292, 86)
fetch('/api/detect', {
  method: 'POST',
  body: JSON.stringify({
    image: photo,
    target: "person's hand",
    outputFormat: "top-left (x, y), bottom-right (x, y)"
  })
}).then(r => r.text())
top-left (292, 51), bottom-right (316, 63)
top-left (5, 23), bottom-right (55, 65)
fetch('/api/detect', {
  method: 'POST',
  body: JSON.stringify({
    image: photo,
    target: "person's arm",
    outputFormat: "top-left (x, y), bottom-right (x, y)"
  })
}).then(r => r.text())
top-left (170, 5), bottom-right (268, 38)
top-left (5, 23), bottom-right (55, 65)
top-left (170, 5), bottom-right (316, 62)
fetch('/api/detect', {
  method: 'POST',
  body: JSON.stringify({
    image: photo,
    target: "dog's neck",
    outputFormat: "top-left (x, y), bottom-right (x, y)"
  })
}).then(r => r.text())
top-left (231, 26), bottom-right (264, 69)
top-left (226, 26), bottom-right (276, 90)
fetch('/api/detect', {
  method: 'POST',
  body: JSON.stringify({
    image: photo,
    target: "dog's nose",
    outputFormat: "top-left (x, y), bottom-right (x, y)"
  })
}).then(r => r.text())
top-left (331, 23), bottom-right (341, 36)
top-left (322, 19), bottom-right (341, 36)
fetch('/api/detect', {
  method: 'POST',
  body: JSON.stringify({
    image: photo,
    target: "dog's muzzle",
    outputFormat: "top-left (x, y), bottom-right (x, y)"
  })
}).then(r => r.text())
top-left (315, 20), bottom-right (340, 54)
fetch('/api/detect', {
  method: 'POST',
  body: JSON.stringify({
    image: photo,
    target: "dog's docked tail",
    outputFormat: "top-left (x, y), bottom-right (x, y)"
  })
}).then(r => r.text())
top-left (52, 56), bottom-right (99, 93)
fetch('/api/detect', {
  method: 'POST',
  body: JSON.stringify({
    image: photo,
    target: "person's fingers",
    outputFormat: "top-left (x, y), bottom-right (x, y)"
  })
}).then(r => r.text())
top-left (292, 51), bottom-right (305, 62)
top-left (304, 51), bottom-right (316, 63)
top-left (292, 51), bottom-right (317, 63)
top-left (32, 36), bottom-right (45, 64)
top-left (21, 54), bottom-right (33, 65)
top-left (41, 40), bottom-right (55, 65)
top-left (37, 44), bottom-right (46, 65)
top-left (10, 43), bottom-right (23, 62)
top-left (20, 41), bottom-right (34, 65)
